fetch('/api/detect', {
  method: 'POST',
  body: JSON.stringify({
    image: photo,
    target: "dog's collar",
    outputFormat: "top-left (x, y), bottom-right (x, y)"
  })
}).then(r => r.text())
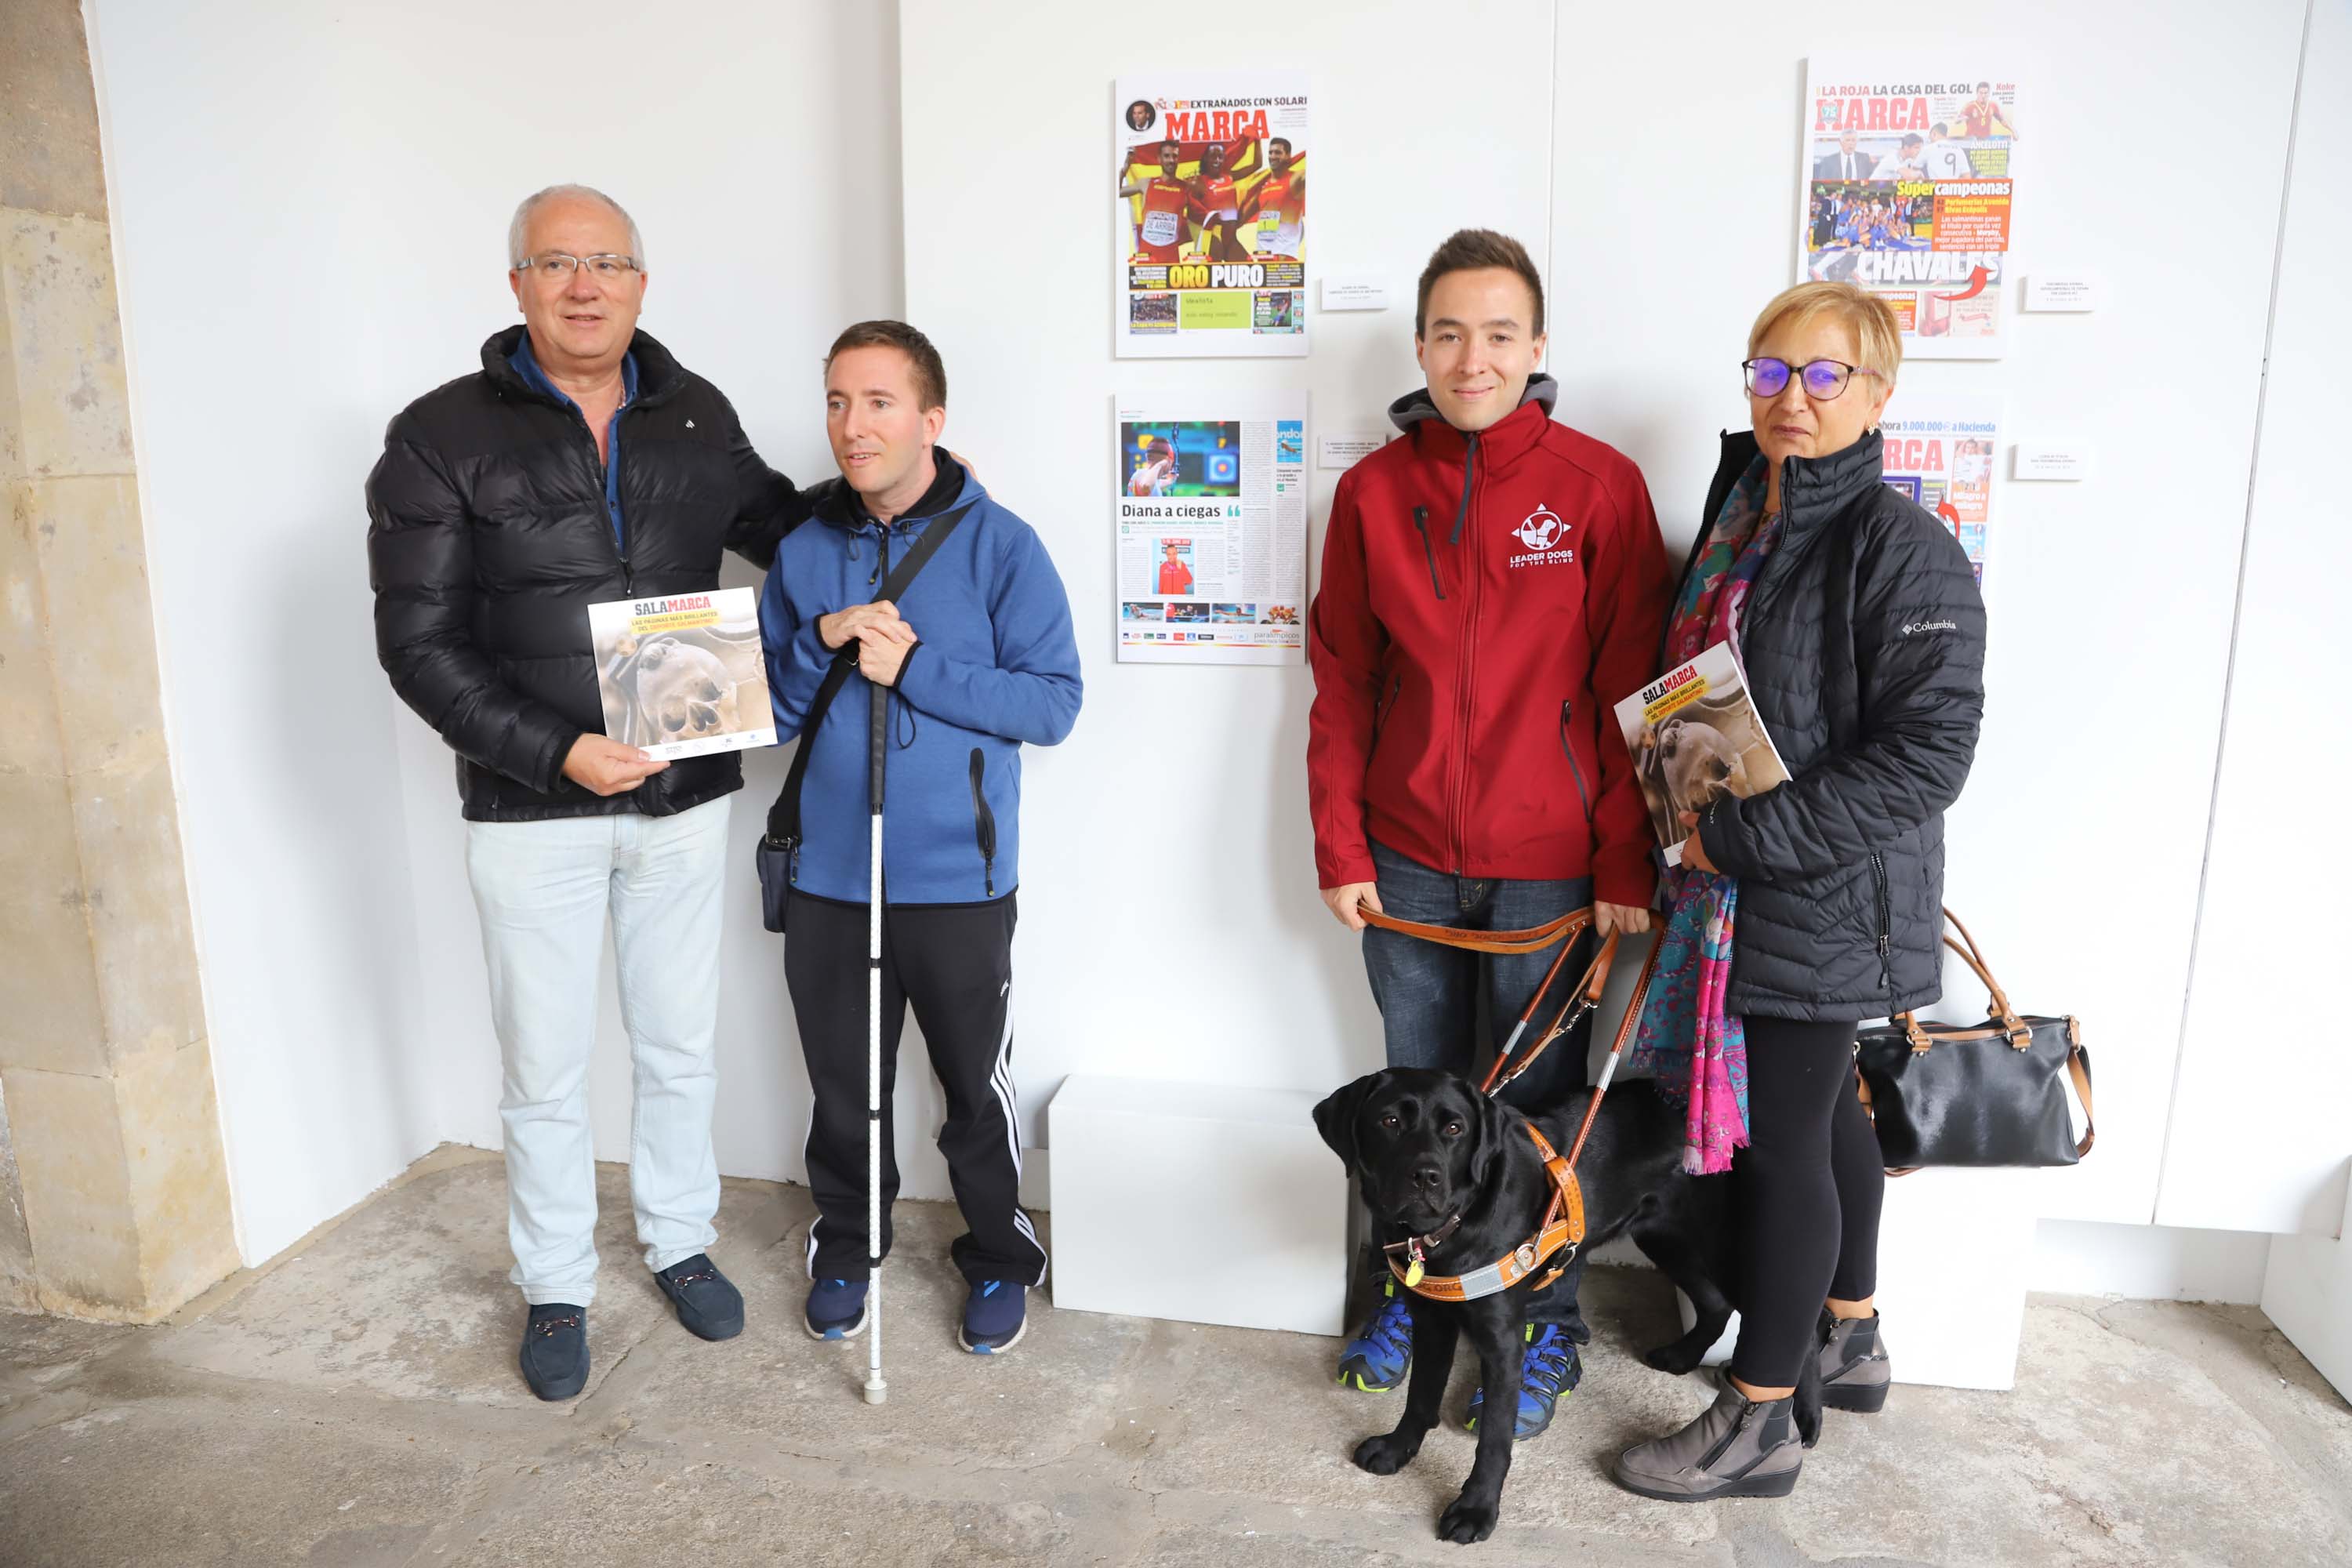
top-left (1385, 1123), bottom-right (1586, 1304)
top-left (1380, 1212), bottom-right (1464, 1285)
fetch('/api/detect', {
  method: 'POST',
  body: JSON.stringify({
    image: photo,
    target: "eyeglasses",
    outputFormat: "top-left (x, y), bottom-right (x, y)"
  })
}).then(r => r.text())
top-left (514, 252), bottom-right (641, 281)
top-left (1743, 357), bottom-right (1881, 400)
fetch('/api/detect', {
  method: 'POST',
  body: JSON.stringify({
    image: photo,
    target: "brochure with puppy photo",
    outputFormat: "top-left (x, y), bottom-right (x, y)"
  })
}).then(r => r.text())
top-left (1615, 644), bottom-right (1791, 868)
top-left (587, 588), bottom-right (777, 761)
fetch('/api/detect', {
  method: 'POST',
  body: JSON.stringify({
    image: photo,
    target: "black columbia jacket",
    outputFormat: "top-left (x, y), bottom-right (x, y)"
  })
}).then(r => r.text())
top-left (367, 327), bottom-right (807, 821)
top-left (1689, 430), bottom-right (1987, 1020)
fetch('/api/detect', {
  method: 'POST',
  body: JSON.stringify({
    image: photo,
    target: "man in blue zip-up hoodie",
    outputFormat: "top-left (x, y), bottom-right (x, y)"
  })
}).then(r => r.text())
top-left (759, 321), bottom-right (1081, 1355)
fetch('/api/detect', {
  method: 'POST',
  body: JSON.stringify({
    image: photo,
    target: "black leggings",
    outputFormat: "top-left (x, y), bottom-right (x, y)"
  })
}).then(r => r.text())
top-left (1728, 1016), bottom-right (1884, 1388)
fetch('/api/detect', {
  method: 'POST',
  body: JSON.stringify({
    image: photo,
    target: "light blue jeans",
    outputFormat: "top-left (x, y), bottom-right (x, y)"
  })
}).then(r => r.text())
top-left (465, 797), bottom-right (731, 1306)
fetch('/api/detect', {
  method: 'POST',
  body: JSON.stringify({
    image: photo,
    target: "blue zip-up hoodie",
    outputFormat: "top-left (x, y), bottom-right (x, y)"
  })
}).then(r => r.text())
top-left (758, 455), bottom-right (1081, 905)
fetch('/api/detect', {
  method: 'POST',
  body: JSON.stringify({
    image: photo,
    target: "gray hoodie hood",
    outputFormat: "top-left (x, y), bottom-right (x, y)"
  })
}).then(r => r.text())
top-left (1387, 372), bottom-right (1559, 434)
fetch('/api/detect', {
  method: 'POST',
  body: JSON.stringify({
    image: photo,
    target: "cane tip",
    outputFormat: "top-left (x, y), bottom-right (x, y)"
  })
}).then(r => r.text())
top-left (863, 1382), bottom-right (887, 1406)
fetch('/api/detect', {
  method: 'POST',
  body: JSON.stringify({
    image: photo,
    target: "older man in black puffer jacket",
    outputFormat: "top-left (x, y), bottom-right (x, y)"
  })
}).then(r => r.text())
top-left (367, 183), bottom-right (807, 1401)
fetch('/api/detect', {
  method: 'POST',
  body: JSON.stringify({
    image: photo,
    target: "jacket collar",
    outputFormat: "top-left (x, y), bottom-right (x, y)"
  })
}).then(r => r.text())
top-left (1388, 374), bottom-right (1559, 470)
top-left (481, 325), bottom-right (688, 409)
top-left (1711, 426), bottom-right (1886, 534)
top-left (812, 446), bottom-right (977, 535)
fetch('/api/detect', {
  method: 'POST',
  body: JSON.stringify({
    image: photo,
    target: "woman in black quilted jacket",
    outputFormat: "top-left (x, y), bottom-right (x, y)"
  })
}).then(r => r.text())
top-left (1612, 282), bottom-right (1987, 1503)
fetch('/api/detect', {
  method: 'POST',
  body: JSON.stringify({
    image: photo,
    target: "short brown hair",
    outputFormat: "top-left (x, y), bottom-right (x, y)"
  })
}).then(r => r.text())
top-left (1745, 282), bottom-right (1904, 388)
top-left (1415, 229), bottom-right (1545, 339)
top-left (824, 320), bottom-right (947, 411)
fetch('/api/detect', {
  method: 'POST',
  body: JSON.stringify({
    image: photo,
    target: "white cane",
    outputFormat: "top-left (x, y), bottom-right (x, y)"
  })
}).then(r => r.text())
top-left (863, 675), bottom-right (889, 1406)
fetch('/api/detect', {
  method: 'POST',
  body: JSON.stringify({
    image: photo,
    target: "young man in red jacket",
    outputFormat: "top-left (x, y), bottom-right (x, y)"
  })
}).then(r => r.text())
top-left (1307, 229), bottom-right (1670, 1439)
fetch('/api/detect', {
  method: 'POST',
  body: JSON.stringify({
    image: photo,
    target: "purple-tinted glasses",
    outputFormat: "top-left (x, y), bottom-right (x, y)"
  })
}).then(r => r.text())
top-left (1743, 357), bottom-right (1881, 400)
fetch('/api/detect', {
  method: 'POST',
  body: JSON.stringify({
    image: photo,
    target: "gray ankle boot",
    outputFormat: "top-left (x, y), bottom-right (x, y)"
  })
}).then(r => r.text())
top-left (1818, 1309), bottom-right (1890, 1413)
top-left (1612, 1383), bottom-right (1803, 1501)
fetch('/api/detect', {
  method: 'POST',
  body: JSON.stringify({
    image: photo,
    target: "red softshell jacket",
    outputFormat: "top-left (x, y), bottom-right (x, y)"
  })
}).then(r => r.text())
top-left (1307, 377), bottom-right (1671, 906)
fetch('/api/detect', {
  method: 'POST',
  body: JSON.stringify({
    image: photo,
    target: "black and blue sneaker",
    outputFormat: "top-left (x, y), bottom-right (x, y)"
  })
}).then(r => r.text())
top-left (804, 1276), bottom-right (868, 1341)
top-left (1465, 1323), bottom-right (1581, 1440)
top-left (959, 1279), bottom-right (1026, 1354)
top-left (1335, 1279), bottom-right (1414, 1392)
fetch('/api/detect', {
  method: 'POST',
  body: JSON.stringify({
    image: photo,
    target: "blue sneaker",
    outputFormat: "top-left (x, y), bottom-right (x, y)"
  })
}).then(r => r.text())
top-left (1465, 1323), bottom-right (1582, 1440)
top-left (804, 1276), bottom-right (868, 1341)
top-left (1336, 1279), bottom-right (1414, 1392)
top-left (960, 1279), bottom-right (1026, 1353)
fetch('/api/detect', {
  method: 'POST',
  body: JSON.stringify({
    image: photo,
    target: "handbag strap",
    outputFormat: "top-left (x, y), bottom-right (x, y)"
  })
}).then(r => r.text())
top-left (763, 502), bottom-right (971, 850)
top-left (1895, 907), bottom-right (2031, 1048)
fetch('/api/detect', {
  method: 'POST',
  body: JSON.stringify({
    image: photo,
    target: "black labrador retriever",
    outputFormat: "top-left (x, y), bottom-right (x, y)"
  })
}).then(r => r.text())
top-left (1313, 1065), bottom-right (1820, 1544)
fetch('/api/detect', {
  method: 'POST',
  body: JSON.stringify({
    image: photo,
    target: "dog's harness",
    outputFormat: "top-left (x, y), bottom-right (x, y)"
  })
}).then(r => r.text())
top-left (1383, 1123), bottom-right (1587, 1301)
top-left (1359, 906), bottom-right (1668, 1306)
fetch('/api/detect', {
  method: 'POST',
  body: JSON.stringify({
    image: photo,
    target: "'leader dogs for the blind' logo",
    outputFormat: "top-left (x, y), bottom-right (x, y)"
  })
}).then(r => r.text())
top-left (1511, 505), bottom-right (1576, 569)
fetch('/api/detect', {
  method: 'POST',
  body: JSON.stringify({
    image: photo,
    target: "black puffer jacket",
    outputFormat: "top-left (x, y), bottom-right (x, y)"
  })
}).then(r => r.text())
top-left (1688, 430), bottom-right (1985, 1021)
top-left (367, 327), bottom-right (807, 821)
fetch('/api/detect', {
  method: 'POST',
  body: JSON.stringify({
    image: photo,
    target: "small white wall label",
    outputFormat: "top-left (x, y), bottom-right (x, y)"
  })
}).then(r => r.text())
top-left (2024, 275), bottom-right (2100, 312)
top-left (2013, 443), bottom-right (2092, 481)
top-left (1319, 274), bottom-right (1388, 312)
top-left (1319, 431), bottom-right (1387, 469)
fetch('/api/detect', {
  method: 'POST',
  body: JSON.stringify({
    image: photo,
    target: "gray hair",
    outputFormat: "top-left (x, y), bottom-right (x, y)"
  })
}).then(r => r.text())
top-left (506, 183), bottom-right (644, 270)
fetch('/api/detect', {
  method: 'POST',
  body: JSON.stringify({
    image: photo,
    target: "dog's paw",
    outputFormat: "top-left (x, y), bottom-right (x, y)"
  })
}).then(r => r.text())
top-left (1436, 1492), bottom-right (1500, 1544)
top-left (1352, 1432), bottom-right (1421, 1475)
top-left (1795, 1393), bottom-right (1824, 1450)
top-left (1642, 1341), bottom-right (1705, 1376)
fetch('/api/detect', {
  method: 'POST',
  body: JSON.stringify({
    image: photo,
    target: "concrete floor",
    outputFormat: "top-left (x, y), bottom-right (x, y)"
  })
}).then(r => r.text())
top-left (2, 1150), bottom-right (2347, 1568)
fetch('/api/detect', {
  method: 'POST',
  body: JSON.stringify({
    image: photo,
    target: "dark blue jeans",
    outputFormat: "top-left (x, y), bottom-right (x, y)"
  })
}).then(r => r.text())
top-left (1357, 839), bottom-right (1595, 1334)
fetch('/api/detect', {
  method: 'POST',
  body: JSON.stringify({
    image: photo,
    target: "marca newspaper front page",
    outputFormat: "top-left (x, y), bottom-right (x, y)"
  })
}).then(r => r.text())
top-left (1114, 391), bottom-right (1307, 665)
top-left (586, 587), bottom-right (776, 760)
top-left (1878, 397), bottom-right (2002, 586)
top-left (1798, 60), bottom-right (2020, 359)
top-left (1113, 73), bottom-right (1308, 358)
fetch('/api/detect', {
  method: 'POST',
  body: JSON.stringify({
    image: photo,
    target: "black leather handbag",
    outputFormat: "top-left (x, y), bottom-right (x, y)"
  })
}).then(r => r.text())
top-left (1853, 909), bottom-right (2094, 1171)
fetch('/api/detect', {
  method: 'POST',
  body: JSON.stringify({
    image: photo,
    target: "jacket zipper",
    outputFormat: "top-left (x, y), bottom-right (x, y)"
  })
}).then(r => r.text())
top-left (568, 415), bottom-right (633, 593)
top-left (1447, 433), bottom-right (1482, 872)
top-left (1868, 850), bottom-right (1894, 1003)
top-left (1450, 434), bottom-right (1478, 544)
top-left (1559, 700), bottom-right (1595, 825)
top-left (1412, 506), bottom-right (1446, 599)
top-left (967, 748), bottom-right (998, 896)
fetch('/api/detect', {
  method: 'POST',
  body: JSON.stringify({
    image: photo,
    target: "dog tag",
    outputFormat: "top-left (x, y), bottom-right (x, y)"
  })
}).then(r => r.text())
top-left (1403, 1258), bottom-right (1425, 1289)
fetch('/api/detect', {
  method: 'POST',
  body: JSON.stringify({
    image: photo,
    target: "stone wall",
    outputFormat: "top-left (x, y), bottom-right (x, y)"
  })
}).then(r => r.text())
top-left (0, 0), bottom-right (238, 1321)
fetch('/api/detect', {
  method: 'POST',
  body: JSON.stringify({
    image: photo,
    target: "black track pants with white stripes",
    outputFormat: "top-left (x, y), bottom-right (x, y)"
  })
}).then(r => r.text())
top-left (784, 889), bottom-right (1047, 1287)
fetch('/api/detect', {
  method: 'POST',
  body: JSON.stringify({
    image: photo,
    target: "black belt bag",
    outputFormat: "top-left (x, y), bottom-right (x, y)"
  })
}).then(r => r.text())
top-left (1853, 908), bottom-right (2095, 1171)
top-left (756, 503), bottom-right (969, 933)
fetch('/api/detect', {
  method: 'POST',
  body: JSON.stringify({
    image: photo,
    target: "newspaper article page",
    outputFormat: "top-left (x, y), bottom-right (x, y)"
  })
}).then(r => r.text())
top-left (586, 587), bottom-right (776, 760)
top-left (1113, 72), bottom-right (1308, 359)
top-left (1798, 60), bottom-right (2020, 359)
top-left (1114, 391), bottom-right (1307, 665)
top-left (1878, 397), bottom-right (2002, 585)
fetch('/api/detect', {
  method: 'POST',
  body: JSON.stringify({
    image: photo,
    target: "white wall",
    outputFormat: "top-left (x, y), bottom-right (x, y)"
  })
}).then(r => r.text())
top-left (89, 0), bottom-right (906, 1262)
top-left (2241, 0), bottom-right (2352, 1399)
top-left (896, 0), bottom-right (1561, 1166)
top-left (2160, 0), bottom-right (2351, 1240)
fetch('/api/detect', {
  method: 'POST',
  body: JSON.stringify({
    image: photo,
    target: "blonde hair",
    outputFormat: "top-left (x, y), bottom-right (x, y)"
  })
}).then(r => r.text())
top-left (1746, 281), bottom-right (1902, 387)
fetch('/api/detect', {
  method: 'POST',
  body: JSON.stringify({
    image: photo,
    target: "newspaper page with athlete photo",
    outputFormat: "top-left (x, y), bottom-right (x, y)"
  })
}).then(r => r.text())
top-left (586, 587), bottom-right (776, 760)
top-left (1878, 397), bottom-right (2002, 586)
top-left (1797, 60), bottom-right (2020, 359)
top-left (1113, 72), bottom-right (1308, 359)
top-left (1114, 390), bottom-right (1308, 665)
